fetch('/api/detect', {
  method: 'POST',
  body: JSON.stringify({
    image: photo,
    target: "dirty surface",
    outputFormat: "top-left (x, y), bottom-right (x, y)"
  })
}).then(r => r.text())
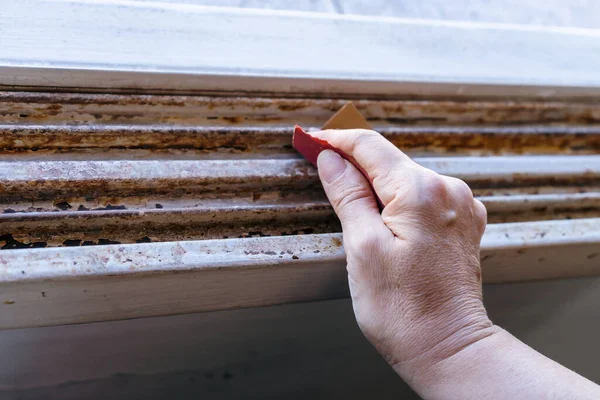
top-left (0, 91), bottom-right (599, 248)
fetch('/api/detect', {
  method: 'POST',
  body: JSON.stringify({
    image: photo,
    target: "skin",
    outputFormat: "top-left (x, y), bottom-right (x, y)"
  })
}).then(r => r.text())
top-left (311, 128), bottom-right (600, 400)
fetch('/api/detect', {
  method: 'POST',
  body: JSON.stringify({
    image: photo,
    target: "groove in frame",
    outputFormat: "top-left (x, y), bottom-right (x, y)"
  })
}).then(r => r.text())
top-left (1, 156), bottom-right (598, 199)
top-left (1, 192), bottom-right (600, 247)
top-left (2, 124), bottom-right (600, 156)
top-left (2, 92), bottom-right (600, 126)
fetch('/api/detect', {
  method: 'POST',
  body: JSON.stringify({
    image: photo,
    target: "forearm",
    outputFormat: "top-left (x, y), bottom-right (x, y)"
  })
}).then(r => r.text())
top-left (398, 326), bottom-right (600, 400)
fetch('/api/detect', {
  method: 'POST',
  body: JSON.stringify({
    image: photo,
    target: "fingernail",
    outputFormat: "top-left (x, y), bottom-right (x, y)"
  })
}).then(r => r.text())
top-left (318, 150), bottom-right (347, 183)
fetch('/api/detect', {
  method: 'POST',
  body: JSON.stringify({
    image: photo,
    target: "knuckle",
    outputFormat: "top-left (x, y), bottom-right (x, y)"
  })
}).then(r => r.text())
top-left (449, 177), bottom-right (474, 202)
top-left (407, 173), bottom-right (479, 222)
top-left (416, 172), bottom-right (451, 207)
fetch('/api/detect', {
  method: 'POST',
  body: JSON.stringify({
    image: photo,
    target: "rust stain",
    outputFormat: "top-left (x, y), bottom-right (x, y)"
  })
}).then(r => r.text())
top-left (0, 200), bottom-right (340, 248)
top-left (221, 116), bottom-right (242, 124)
top-left (277, 102), bottom-right (311, 112)
top-left (0, 91), bottom-right (598, 251)
top-left (2, 91), bottom-right (600, 127)
top-left (1, 125), bottom-right (598, 156)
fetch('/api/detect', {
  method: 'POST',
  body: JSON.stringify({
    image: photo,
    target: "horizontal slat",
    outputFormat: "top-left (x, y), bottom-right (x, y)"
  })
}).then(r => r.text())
top-left (0, 218), bottom-right (598, 329)
top-left (481, 192), bottom-right (600, 213)
top-left (0, 198), bottom-right (339, 246)
top-left (4, 156), bottom-right (596, 181)
top-left (418, 155), bottom-right (600, 184)
top-left (480, 220), bottom-right (600, 282)
top-left (2, 93), bottom-right (600, 127)
top-left (2, 124), bottom-right (600, 157)
top-left (2, 156), bottom-right (598, 200)
top-left (2, 2), bottom-right (600, 98)
top-left (0, 218), bottom-right (594, 282)
top-left (1, 191), bottom-right (600, 247)
top-left (482, 192), bottom-right (600, 223)
top-left (0, 159), bottom-right (316, 200)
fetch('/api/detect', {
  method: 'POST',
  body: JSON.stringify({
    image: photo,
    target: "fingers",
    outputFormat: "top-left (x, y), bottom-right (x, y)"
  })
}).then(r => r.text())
top-left (309, 129), bottom-right (418, 206)
top-left (312, 130), bottom-right (486, 244)
top-left (317, 150), bottom-right (392, 248)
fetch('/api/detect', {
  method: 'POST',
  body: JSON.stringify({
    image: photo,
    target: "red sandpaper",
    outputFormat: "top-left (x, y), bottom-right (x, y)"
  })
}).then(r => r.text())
top-left (292, 125), bottom-right (384, 210)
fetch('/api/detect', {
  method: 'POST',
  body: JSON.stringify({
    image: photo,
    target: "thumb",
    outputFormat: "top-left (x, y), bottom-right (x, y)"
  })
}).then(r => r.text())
top-left (317, 150), bottom-right (387, 236)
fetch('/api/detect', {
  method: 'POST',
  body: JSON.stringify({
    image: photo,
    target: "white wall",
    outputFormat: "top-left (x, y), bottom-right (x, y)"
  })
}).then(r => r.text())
top-left (166, 0), bottom-right (600, 29)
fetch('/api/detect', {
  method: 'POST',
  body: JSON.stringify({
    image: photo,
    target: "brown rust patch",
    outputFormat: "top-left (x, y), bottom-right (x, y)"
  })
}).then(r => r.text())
top-left (380, 127), bottom-right (600, 156)
top-left (0, 199), bottom-right (341, 248)
top-left (2, 91), bottom-right (600, 126)
top-left (222, 116), bottom-right (242, 124)
top-left (1, 125), bottom-right (599, 156)
top-left (277, 103), bottom-right (307, 112)
top-left (0, 125), bottom-right (290, 152)
top-left (1, 91), bottom-right (599, 252)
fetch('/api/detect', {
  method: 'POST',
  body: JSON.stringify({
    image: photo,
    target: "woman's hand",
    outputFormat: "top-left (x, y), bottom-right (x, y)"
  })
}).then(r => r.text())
top-left (314, 128), bottom-right (493, 374)
top-left (312, 128), bottom-right (600, 399)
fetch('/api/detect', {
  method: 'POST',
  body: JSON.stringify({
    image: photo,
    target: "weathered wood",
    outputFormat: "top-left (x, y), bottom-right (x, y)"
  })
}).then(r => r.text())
top-left (0, 218), bottom-right (598, 330)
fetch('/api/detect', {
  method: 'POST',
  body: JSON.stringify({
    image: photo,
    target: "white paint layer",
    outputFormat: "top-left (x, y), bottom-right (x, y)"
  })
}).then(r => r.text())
top-left (1, 1), bottom-right (600, 97)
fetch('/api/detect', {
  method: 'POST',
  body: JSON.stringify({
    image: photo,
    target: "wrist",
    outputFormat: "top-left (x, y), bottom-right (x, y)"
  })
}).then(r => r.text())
top-left (392, 313), bottom-right (500, 389)
top-left (396, 324), bottom-right (505, 397)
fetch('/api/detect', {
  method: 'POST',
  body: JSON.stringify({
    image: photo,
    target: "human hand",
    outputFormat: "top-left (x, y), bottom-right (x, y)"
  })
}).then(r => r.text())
top-left (312, 129), bottom-right (495, 380)
top-left (309, 129), bottom-right (600, 399)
